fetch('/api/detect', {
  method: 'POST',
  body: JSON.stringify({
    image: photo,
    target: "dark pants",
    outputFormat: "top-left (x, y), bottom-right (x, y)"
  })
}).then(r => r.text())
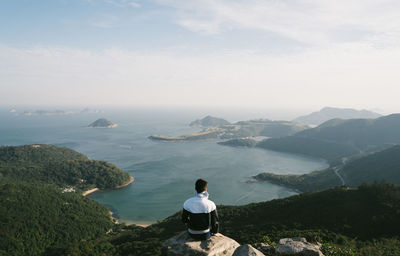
top-left (188, 231), bottom-right (211, 241)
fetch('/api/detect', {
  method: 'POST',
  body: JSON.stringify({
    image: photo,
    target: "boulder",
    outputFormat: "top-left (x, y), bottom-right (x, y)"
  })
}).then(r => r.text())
top-left (275, 237), bottom-right (324, 256)
top-left (163, 231), bottom-right (240, 256)
top-left (233, 244), bottom-right (265, 256)
top-left (257, 243), bottom-right (275, 255)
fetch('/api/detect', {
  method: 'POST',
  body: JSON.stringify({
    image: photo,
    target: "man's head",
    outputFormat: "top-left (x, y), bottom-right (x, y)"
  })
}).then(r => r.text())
top-left (195, 179), bottom-right (208, 193)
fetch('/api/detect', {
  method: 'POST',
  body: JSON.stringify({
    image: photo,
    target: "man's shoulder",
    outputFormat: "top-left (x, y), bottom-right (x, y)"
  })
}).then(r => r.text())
top-left (207, 199), bottom-right (216, 211)
top-left (183, 196), bottom-right (196, 209)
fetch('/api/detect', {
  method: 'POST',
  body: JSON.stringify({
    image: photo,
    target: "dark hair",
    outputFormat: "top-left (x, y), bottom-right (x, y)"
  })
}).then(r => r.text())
top-left (195, 179), bottom-right (208, 193)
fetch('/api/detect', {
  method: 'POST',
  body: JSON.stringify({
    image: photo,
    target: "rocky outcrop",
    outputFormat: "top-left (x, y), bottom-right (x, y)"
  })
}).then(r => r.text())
top-left (257, 243), bottom-right (274, 255)
top-left (163, 233), bottom-right (324, 256)
top-left (233, 244), bottom-right (265, 256)
top-left (275, 238), bottom-right (323, 256)
top-left (162, 232), bottom-right (240, 256)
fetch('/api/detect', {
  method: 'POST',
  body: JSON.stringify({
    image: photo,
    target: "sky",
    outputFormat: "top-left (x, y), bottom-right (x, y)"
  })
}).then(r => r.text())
top-left (1, 0), bottom-right (400, 113)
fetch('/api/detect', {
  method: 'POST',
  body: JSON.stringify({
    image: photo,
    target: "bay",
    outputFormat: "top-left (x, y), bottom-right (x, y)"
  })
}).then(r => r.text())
top-left (0, 107), bottom-right (328, 223)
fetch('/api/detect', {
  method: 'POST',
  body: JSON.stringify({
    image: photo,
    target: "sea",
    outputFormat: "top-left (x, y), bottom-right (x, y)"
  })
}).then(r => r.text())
top-left (0, 106), bottom-right (328, 224)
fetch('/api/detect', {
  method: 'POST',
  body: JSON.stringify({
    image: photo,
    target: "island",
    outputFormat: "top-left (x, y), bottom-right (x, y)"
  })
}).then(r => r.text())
top-left (189, 115), bottom-right (230, 127)
top-left (89, 118), bottom-right (118, 128)
top-left (149, 117), bottom-right (308, 142)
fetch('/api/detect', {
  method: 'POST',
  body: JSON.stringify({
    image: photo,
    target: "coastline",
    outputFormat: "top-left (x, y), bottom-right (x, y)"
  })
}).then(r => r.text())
top-left (82, 188), bottom-right (99, 196)
top-left (121, 220), bottom-right (154, 228)
top-left (116, 175), bottom-right (134, 189)
top-left (82, 175), bottom-right (134, 196)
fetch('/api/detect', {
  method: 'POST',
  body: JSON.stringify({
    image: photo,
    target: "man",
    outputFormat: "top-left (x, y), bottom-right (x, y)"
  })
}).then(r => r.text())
top-left (182, 179), bottom-right (219, 240)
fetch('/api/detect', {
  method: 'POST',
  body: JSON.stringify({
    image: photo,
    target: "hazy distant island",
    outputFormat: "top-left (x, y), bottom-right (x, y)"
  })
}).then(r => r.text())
top-left (293, 106), bottom-right (381, 126)
top-left (149, 116), bottom-right (308, 142)
top-left (20, 107), bottom-right (103, 116)
top-left (89, 118), bottom-right (118, 128)
top-left (189, 115), bottom-right (230, 127)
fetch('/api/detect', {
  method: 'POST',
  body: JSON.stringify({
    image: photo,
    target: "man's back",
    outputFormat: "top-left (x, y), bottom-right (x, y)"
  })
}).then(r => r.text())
top-left (181, 179), bottom-right (219, 240)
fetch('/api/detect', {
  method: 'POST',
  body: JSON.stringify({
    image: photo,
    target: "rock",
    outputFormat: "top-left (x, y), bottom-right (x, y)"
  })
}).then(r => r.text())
top-left (233, 244), bottom-right (265, 256)
top-left (257, 243), bottom-right (275, 255)
top-left (163, 231), bottom-right (240, 256)
top-left (275, 237), bottom-right (324, 256)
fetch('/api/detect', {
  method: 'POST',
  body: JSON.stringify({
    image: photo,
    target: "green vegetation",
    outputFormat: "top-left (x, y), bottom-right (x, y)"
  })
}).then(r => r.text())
top-left (253, 168), bottom-right (342, 192)
top-left (258, 114), bottom-right (400, 163)
top-left (0, 144), bottom-right (131, 190)
top-left (257, 136), bottom-right (359, 163)
top-left (218, 138), bottom-right (257, 147)
top-left (91, 182), bottom-right (400, 256)
top-left (254, 145), bottom-right (400, 192)
top-left (0, 183), bottom-right (113, 256)
top-left (2, 144), bottom-right (400, 255)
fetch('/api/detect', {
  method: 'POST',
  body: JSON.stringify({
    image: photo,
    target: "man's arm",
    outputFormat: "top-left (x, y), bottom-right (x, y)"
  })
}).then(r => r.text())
top-left (210, 208), bottom-right (219, 234)
top-left (182, 209), bottom-right (190, 224)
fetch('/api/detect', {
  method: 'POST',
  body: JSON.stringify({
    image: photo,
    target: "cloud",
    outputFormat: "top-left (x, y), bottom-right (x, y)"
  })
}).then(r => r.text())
top-left (104, 0), bottom-right (141, 8)
top-left (155, 0), bottom-right (400, 46)
top-left (1, 43), bottom-right (400, 111)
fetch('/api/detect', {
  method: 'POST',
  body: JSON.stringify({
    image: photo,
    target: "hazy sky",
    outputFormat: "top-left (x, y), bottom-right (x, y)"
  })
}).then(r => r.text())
top-left (1, 0), bottom-right (400, 112)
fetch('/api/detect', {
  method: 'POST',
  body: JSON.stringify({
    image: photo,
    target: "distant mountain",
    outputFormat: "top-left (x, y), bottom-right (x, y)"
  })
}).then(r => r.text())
top-left (254, 145), bottom-right (400, 192)
top-left (0, 144), bottom-right (131, 190)
top-left (189, 115), bottom-right (230, 127)
top-left (293, 107), bottom-right (381, 126)
top-left (89, 118), bottom-right (117, 128)
top-left (258, 114), bottom-right (400, 163)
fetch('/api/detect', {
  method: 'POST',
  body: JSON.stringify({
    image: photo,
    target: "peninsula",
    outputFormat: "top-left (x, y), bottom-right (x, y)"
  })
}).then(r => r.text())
top-left (149, 117), bottom-right (308, 142)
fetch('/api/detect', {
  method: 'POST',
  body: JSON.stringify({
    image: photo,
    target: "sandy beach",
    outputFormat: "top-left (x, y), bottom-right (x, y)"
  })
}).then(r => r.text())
top-left (116, 175), bottom-right (134, 189)
top-left (121, 220), bottom-right (153, 228)
top-left (82, 188), bottom-right (99, 196)
top-left (82, 175), bottom-right (134, 196)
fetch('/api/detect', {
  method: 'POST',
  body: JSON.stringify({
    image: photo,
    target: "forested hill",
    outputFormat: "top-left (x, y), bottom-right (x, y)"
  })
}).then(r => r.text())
top-left (0, 144), bottom-right (131, 190)
top-left (258, 113), bottom-right (400, 163)
top-left (254, 145), bottom-right (400, 192)
top-left (0, 183), bottom-right (113, 255)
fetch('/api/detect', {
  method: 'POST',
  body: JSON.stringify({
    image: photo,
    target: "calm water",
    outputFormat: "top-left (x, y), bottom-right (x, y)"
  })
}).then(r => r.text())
top-left (0, 107), bottom-right (328, 223)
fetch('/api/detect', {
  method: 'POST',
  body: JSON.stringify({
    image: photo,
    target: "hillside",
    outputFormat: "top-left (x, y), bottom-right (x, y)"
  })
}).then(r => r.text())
top-left (99, 182), bottom-right (400, 256)
top-left (0, 183), bottom-right (113, 256)
top-left (293, 107), bottom-right (381, 126)
top-left (254, 145), bottom-right (400, 192)
top-left (0, 144), bottom-right (131, 190)
top-left (258, 114), bottom-right (400, 163)
top-left (189, 115), bottom-right (230, 127)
